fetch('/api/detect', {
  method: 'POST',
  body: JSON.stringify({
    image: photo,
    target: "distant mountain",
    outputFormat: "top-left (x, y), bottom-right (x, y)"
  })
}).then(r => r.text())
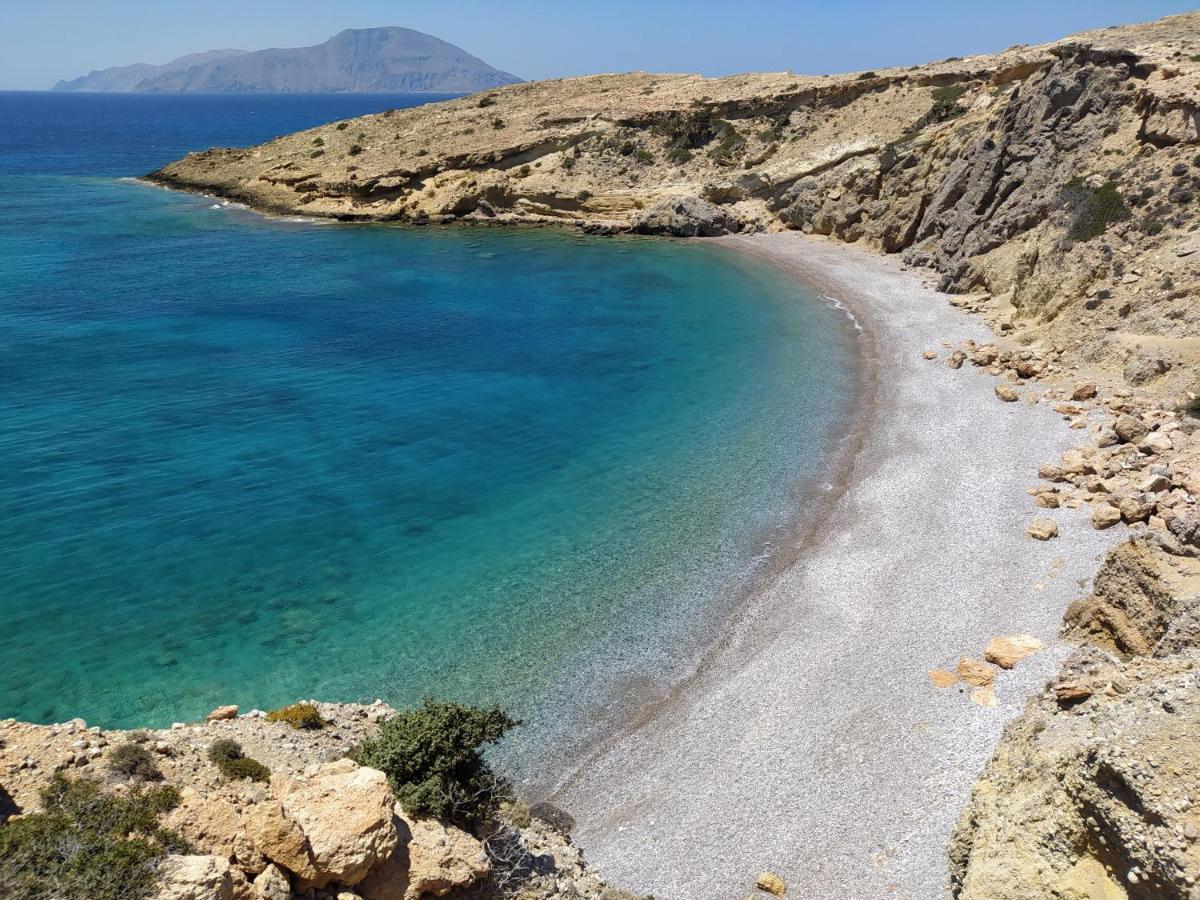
top-left (52, 28), bottom-right (521, 94)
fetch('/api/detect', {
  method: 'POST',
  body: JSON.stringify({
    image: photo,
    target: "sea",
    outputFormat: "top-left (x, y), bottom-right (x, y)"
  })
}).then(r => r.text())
top-left (0, 91), bottom-right (855, 786)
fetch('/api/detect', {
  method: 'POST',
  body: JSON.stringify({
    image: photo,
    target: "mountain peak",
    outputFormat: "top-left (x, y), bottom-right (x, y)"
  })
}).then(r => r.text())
top-left (53, 27), bottom-right (521, 94)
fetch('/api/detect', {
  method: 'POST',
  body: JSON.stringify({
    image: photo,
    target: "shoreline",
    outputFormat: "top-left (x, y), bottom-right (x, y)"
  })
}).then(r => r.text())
top-left (554, 232), bottom-right (1125, 899)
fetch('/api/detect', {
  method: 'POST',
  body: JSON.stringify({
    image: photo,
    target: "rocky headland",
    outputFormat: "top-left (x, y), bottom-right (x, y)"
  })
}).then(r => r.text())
top-left (13, 8), bottom-right (1200, 899)
top-left (0, 701), bottom-right (632, 900)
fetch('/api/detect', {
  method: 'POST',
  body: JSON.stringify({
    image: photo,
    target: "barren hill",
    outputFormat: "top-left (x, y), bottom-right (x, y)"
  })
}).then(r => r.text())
top-left (152, 12), bottom-right (1200, 391)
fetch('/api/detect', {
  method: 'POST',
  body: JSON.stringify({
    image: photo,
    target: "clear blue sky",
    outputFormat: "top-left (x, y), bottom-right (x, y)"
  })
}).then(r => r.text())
top-left (2, 0), bottom-right (1195, 90)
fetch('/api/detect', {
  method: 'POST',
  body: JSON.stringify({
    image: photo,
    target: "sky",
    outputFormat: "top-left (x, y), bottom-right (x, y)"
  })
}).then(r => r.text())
top-left (2, 0), bottom-right (1196, 90)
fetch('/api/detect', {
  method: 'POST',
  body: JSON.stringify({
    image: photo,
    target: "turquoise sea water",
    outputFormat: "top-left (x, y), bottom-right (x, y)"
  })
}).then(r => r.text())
top-left (0, 93), bottom-right (854, 771)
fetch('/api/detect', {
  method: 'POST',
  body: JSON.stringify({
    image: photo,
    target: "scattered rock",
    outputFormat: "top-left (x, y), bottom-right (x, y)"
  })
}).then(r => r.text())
top-left (928, 669), bottom-right (958, 688)
top-left (153, 854), bottom-right (233, 900)
top-left (983, 635), bottom-right (1044, 670)
top-left (994, 383), bottom-right (1020, 402)
top-left (969, 687), bottom-right (998, 708)
top-left (1070, 383), bottom-right (1098, 401)
top-left (756, 871), bottom-right (787, 895)
top-left (1026, 518), bottom-right (1059, 541)
top-left (1114, 415), bottom-right (1150, 444)
top-left (956, 658), bottom-right (996, 688)
top-left (1091, 503), bottom-right (1122, 530)
top-left (205, 705), bottom-right (239, 723)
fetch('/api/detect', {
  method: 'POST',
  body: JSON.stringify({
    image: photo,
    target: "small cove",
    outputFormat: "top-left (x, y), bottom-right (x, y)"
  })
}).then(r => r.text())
top-left (0, 92), bottom-right (857, 778)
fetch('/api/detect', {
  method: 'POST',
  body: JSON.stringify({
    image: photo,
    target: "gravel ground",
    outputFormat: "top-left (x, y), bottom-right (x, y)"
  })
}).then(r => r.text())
top-left (554, 233), bottom-right (1124, 900)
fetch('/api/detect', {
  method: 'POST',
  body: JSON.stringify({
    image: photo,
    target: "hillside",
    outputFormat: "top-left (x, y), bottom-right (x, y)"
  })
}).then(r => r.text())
top-left (151, 12), bottom-right (1200, 392)
top-left (53, 28), bottom-right (521, 94)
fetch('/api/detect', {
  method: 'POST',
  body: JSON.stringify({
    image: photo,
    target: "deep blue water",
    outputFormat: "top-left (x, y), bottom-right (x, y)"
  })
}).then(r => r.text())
top-left (0, 92), bottom-right (854, 771)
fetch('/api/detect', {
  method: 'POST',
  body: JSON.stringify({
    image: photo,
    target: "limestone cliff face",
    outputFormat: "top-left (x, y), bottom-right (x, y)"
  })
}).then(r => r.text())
top-left (151, 13), bottom-right (1200, 387)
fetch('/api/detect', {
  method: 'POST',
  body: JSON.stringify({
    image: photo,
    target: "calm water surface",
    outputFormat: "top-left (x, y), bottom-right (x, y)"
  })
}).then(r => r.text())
top-left (0, 92), bottom-right (854, 779)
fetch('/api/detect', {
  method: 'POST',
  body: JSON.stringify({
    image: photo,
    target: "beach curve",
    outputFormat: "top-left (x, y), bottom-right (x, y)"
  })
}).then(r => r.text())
top-left (553, 232), bottom-right (1123, 900)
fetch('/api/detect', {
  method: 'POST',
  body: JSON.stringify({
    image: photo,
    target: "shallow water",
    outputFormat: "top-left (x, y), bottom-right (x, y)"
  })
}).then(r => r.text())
top-left (0, 93), bottom-right (855, 768)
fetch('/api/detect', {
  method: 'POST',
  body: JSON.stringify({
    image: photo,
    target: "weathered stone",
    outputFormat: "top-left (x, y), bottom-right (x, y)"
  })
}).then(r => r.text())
top-left (1091, 503), bottom-right (1122, 530)
top-left (956, 657), bottom-right (995, 688)
top-left (994, 383), bottom-right (1019, 402)
top-left (154, 855), bottom-right (234, 900)
top-left (359, 808), bottom-right (489, 900)
top-left (1140, 431), bottom-right (1174, 455)
top-left (244, 799), bottom-right (316, 881)
top-left (251, 863), bottom-right (292, 900)
top-left (756, 871), bottom-right (787, 896)
top-left (1118, 495), bottom-right (1154, 524)
top-left (206, 705), bottom-right (239, 722)
top-left (1070, 383), bottom-right (1098, 401)
top-left (1027, 518), bottom-right (1059, 541)
top-left (928, 669), bottom-right (958, 688)
top-left (629, 196), bottom-right (738, 237)
top-left (277, 760), bottom-right (398, 889)
top-left (1114, 415), bottom-right (1150, 444)
top-left (983, 635), bottom-right (1044, 670)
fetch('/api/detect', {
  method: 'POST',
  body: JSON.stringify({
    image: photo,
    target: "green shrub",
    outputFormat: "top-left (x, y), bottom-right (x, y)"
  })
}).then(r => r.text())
top-left (1141, 218), bottom-right (1165, 236)
top-left (655, 109), bottom-right (719, 151)
top-left (353, 700), bottom-right (517, 831)
top-left (561, 155), bottom-right (576, 170)
top-left (910, 84), bottom-right (969, 131)
top-left (0, 774), bottom-right (186, 900)
top-left (106, 743), bottom-right (161, 781)
top-left (1060, 177), bottom-right (1132, 241)
top-left (310, 149), bottom-right (325, 159)
top-left (221, 758), bottom-right (271, 783)
top-left (206, 739), bottom-right (271, 782)
top-left (312, 137), bottom-right (324, 147)
top-left (206, 738), bottom-right (243, 764)
top-left (336, 122), bottom-right (349, 131)
top-left (492, 118), bottom-right (506, 130)
top-left (576, 190), bottom-right (592, 201)
top-left (347, 145), bottom-right (363, 156)
top-left (478, 95), bottom-right (497, 107)
top-left (858, 71), bottom-right (878, 80)
top-left (666, 147), bottom-right (693, 165)
top-left (266, 702), bottom-right (326, 730)
top-left (633, 149), bottom-right (654, 165)
top-left (708, 122), bottom-right (745, 161)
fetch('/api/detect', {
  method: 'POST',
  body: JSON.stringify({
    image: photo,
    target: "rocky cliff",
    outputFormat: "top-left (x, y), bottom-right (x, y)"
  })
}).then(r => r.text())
top-left (151, 13), bottom-right (1199, 388)
top-left (54, 28), bottom-right (521, 94)
top-left (0, 702), bottom-right (631, 900)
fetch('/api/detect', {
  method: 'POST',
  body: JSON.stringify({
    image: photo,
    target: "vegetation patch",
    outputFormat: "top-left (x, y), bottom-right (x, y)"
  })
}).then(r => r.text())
top-left (708, 121), bottom-right (745, 161)
top-left (0, 774), bottom-right (186, 900)
top-left (105, 743), bottom-right (161, 782)
top-left (353, 699), bottom-right (517, 831)
top-left (666, 147), bottom-right (693, 165)
top-left (655, 109), bottom-right (720, 152)
top-left (477, 95), bottom-right (497, 107)
top-left (207, 739), bottom-right (271, 783)
top-left (858, 71), bottom-right (878, 80)
top-left (1060, 177), bottom-right (1132, 241)
top-left (266, 702), bottom-right (327, 730)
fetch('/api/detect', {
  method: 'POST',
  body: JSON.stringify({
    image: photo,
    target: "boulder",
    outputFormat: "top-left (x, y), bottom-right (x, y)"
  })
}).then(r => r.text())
top-left (206, 705), bottom-right (239, 722)
top-left (983, 635), bottom-right (1044, 670)
top-left (1118, 495), bottom-right (1154, 524)
top-left (1114, 415), bottom-right (1149, 444)
top-left (629, 196), bottom-right (738, 237)
top-left (1071, 383), bottom-right (1098, 401)
top-left (1140, 431), bottom-right (1174, 455)
top-left (1027, 518), bottom-right (1059, 541)
top-left (358, 808), bottom-right (489, 900)
top-left (1091, 503), bottom-right (1122, 530)
top-left (244, 799), bottom-right (316, 881)
top-left (277, 759), bottom-right (399, 889)
top-left (251, 864), bottom-right (291, 900)
top-left (154, 855), bottom-right (233, 900)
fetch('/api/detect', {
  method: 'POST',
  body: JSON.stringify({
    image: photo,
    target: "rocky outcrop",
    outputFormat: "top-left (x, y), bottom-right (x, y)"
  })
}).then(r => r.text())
top-left (0, 702), bottom-right (624, 900)
top-left (149, 13), bottom-right (1200, 388)
top-left (950, 538), bottom-right (1200, 899)
top-left (629, 196), bottom-right (739, 237)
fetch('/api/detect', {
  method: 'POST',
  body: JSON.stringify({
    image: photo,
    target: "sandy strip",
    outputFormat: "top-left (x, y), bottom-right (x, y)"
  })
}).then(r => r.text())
top-left (554, 233), bottom-right (1123, 899)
